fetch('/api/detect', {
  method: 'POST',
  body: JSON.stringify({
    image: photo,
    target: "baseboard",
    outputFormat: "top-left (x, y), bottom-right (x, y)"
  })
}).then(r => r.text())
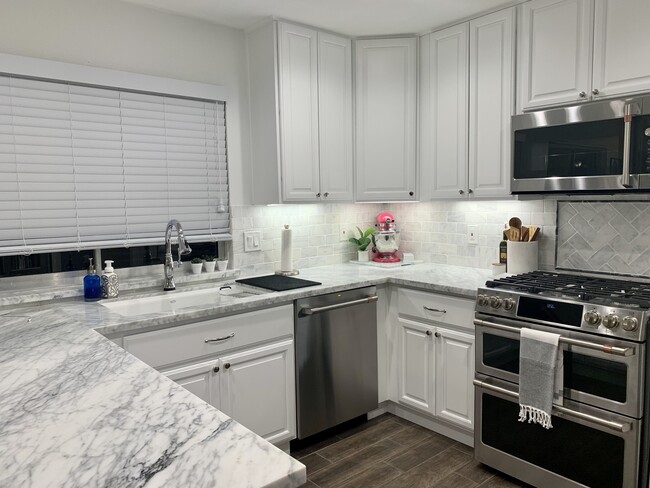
top-left (368, 401), bottom-right (474, 447)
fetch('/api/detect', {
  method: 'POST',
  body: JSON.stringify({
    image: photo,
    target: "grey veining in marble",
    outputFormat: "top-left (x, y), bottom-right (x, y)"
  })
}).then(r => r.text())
top-left (0, 309), bottom-right (305, 488)
top-left (0, 262), bottom-right (492, 488)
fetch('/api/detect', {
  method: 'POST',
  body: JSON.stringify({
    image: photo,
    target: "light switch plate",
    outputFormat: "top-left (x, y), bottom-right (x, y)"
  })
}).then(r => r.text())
top-left (467, 225), bottom-right (478, 245)
top-left (244, 230), bottom-right (262, 252)
top-left (339, 225), bottom-right (351, 242)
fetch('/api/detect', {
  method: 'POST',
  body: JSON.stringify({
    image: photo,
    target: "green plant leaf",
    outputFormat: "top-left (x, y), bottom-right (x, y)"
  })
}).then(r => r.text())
top-left (363, 227), bottom-right (375, 239)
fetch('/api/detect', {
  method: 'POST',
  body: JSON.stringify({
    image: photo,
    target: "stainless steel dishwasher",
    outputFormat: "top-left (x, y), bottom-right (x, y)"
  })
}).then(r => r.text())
top-left (294, 286), bottom-right (379, 439)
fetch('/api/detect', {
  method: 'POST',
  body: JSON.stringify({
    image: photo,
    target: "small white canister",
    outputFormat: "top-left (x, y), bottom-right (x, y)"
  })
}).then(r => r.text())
top-left (507, 241), bottom-right (539, 274)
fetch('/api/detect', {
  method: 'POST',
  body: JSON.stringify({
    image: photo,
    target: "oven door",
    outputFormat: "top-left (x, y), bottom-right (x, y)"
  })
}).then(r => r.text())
top-left (475, 374), bottom-right (640, 488)
top-left (475, 314), bottom-right (644, 418)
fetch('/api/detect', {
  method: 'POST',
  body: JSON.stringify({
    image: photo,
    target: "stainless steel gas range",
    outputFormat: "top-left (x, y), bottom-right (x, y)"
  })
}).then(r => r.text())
top-left (473, 271), bottom-right (650, 488)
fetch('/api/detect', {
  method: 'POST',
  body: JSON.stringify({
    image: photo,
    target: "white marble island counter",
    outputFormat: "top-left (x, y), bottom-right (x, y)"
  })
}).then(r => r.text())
top-left (0, 308), bottom-right (306, 488)
top-left (0, 262), bottom-right (493, 488)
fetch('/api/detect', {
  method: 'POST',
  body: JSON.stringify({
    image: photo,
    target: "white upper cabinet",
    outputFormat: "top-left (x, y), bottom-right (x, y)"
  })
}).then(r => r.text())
top-left (517, 0), bottom-right (593, 111)
top-left (419, 24), bottom-right (469, 200)
top-left (592, 0), bottom-right (650, 98)
top-left (355, 37), bottom-right (417, 202)
top-left (419, 8), bottom-right (513, 200)
top-left (277, 23), bottom-right (321, 201)
top-left (317, 33), bottom-right (354, 201)
top-left (518, 0), bottom-right (650, 112)
top-left (247, 21), bottom-right (353, 204)
top-left (469, 8), bottom-right (515, 198)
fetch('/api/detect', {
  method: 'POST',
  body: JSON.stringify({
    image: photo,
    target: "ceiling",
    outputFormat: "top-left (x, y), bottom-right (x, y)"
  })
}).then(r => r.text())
top-left (120, 0), bottom-right (520, 36)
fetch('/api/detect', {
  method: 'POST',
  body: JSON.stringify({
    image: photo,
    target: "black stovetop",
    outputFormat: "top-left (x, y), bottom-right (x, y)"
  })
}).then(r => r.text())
top-left (486, 271), bottom-right (650, 309)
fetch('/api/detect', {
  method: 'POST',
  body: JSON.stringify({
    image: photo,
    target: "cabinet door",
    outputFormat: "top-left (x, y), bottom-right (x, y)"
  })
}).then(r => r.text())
top-left (419, 25), bottom-right (469, 200)
top-left (593, 0), bottom-right (650, 98)
top-left (435, 328), bottom-right (475, 429)
top-left (469, 8), bottom-right (515, 198)
top-left (355, 38), bottom-right (417, 202)
top-left (163, 360), bottom-right (220, 408)
top-left (318, 32), bottom-right (353, 202)
top-left (278, 23), bottom-right (321, 201)
top-left (518, 0), bottom-right (594, 111)
top-left (220, 339), bottom-right (296, 445)
top-left (397, 318), bottom-right (435, 415)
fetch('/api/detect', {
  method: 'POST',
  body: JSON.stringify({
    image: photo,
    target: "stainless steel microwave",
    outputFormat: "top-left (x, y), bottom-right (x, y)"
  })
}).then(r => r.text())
top-left (511, 96), bottom-right (650, 193)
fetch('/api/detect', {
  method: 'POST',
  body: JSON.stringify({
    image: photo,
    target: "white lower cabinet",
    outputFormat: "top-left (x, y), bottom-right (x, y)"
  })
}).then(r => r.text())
top-left (397, 318), bottom-right (435, 415)
top-left (125, 305), bottom-right (296, 446)
top-left (435, 328), bottom-right (475, 428)
top-left (219, 339), bottom-right (295, 444)
top-left (395, 288), bottom-right (475, 431)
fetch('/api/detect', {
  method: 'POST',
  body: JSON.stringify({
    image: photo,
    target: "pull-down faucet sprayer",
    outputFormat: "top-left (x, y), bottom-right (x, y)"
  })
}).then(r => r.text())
top-left (163, 219), bottom-right (192, 291)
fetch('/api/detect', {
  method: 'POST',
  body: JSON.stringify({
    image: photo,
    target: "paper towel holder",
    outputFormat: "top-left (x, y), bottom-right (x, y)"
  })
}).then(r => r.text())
top-left (275, 269), bottom-right (300, 277)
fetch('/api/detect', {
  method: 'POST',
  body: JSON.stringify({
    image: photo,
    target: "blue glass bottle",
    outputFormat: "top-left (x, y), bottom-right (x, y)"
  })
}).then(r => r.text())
top-left (84, 258), bottom-right (102, 301)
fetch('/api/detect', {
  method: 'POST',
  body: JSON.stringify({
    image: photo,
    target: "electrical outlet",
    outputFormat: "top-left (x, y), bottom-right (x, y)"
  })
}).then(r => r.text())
top-left (339, 225), bottom-right (350, 242)
top-left (467, 225), bottom-right (478, 245)
top-left (243, 230), bottom-right (262, 252)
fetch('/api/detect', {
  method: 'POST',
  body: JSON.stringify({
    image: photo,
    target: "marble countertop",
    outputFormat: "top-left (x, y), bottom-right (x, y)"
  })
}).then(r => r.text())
top-left (0, 262), bottom-right (492, 488)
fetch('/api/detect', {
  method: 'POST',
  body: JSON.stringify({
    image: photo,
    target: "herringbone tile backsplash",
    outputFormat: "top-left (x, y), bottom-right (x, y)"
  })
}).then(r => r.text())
top-left (556, 201), bottom-right (650, 277)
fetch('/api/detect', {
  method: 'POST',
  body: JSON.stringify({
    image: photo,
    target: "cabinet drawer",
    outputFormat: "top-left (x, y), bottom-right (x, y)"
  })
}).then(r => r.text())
top-left (123, 304), bottom-right (293, 369)
top-left (398, 288), bottom-right (474, 330)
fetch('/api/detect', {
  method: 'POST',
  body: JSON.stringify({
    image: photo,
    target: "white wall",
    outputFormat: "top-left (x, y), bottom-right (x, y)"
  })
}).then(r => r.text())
top-left (0, 0), bottom-right (252, 205)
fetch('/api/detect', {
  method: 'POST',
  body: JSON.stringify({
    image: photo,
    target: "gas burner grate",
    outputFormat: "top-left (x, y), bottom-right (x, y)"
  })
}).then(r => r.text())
top-left (486, 271), bottom-right (650, 309)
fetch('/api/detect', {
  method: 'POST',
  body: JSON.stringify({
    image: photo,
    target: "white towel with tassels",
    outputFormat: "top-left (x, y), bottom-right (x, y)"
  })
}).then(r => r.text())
top-left (518, 328), bottom-right (563, 429)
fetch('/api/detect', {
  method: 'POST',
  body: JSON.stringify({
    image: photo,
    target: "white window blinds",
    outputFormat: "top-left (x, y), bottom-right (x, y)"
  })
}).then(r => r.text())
top-left (0, 75), bottom-right (230, 256)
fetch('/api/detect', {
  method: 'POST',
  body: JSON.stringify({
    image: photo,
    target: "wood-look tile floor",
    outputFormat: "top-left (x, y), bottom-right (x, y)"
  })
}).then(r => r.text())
top-left (291, 413), bottom-right (530, 488)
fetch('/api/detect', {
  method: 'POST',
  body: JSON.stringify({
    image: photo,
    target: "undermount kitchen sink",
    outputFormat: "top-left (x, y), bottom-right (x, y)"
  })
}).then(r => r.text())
top-left (100, 284), bottom-right (269, 317)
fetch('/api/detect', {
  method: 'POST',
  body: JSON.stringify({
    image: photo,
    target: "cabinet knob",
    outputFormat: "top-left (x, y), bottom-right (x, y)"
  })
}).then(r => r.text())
top-left (323, 192), bottom-right (329, 197)
top-left (459, 189), bottom-right (465, 195)
top-left (426, 330), bottom-right (432, 336)
top-left (224, 362), bottom-right (231, 370)
top-left (579, 91), bottom-right (587, 98)
top-left (468, 189), bottom-right (473, 194)
top-left (213, 366), bottom-right (220, 373)
top-left (316, 192), bottom-right (321, 198)
top-left (435, 332), bottom-right (441, 338)
top-left (592, 89), bottom-right (600, 96)
top-left (409, 191), bottom-right (414, 196)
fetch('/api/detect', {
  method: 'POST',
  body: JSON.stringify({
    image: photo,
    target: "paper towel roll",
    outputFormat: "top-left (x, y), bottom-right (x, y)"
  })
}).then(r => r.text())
top-left (280, 224), bottom-right (293, 272)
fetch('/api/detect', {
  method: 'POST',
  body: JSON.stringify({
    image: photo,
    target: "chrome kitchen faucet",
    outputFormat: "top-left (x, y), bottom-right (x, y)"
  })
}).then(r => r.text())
top-left (163, 219), bottom-right (192, 291)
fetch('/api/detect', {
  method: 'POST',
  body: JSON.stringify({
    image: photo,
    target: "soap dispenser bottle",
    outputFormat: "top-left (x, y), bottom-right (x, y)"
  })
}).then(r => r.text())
top-left (84, 258), bottom-right (102, 301)
top-left (101, 260), bottom-right (119, 299)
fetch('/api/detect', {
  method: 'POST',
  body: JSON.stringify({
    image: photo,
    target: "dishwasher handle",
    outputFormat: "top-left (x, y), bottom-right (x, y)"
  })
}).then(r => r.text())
top-left (300, 295), bottom-right (379, 316)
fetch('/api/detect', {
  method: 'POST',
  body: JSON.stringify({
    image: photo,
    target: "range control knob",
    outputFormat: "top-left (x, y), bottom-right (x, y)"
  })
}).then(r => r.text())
top-left (489, 296), bottom-right (503, 309)
top-left (584, 310), bottom-right (601, 326)
top-left (503, 298), bottom-right (515, 311)
top-left (622, 316), bottom-right (639, 332)
top-left (477, 294), bottom-right (489, 307)
top-left (602, 314), bottom-right (620, 329)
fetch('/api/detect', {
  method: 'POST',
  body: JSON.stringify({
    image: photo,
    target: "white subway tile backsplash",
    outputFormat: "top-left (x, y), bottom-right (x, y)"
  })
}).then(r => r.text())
top-left (230, 199), bottom-right (558, 276)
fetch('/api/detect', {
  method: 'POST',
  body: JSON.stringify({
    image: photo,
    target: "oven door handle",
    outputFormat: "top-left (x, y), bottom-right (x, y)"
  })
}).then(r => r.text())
top-left (473, 379), bottom-right (632, 433)
top-left (474, 319), bottom-right (635, 357)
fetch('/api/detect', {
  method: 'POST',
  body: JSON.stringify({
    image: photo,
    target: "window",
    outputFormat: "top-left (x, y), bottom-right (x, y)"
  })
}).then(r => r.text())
top-left (0, 72), bottom-right (231, 258)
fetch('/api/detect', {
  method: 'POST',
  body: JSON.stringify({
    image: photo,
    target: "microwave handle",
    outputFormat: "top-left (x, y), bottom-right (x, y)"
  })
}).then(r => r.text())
top-left (621, 104), bottom-right (634, 188)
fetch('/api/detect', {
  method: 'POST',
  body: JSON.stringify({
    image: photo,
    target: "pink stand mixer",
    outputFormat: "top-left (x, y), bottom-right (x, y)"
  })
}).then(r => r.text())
top-left (373, 212), bottom-right (400, 263)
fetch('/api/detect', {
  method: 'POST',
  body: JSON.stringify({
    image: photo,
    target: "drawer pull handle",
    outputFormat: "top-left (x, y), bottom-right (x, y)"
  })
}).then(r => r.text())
top-left (205, 333), bottom-right (235, 344)
top-left (423, 306), bottom-right (447, 314)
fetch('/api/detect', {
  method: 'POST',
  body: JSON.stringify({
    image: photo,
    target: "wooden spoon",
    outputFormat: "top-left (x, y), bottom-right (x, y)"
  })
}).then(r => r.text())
top-left (508, 217), bottom-right (522, 241)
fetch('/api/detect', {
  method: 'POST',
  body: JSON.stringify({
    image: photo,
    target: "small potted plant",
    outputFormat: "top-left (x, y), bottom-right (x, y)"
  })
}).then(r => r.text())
top-left (203, 255), bottom-right (216, 273)
top-left (349, 226), bottom-right (375, 262)
top-left (217, 257), bottom-right (229, 272)
top-left (190, 257), bottom-right (204, 274)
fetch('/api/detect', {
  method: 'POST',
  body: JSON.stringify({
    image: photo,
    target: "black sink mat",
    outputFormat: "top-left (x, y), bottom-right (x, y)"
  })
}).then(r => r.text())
top-left (236, 275), bottom-right (322, 292)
